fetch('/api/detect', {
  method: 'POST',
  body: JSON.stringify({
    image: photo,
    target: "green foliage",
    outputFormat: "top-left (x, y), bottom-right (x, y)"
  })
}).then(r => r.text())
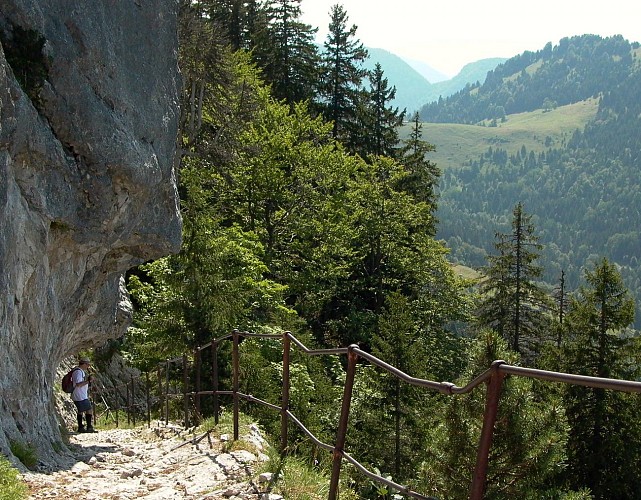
top-left (0, 454), bottom-right (27, 500)
top-left (561, 258), bottom-right (641, 498)
top-left (477, 202), bottom-right (553, 361)
top-left (417, 331), bottom-right (570, 499)
top-left (317, 4), bottom-right (368, 147)
top-left (9, 441), bottom-right (37, 471)
top-left (258, 448), bottom-right (359, 500)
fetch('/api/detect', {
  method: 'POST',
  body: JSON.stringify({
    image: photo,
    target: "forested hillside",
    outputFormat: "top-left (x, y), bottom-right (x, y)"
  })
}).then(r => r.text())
top-left (419, 34), bottom-right (640, 122)
top-left (420, 34), bottom-right (641, 327)
top-left (123, 3), bottom-right (641, 498)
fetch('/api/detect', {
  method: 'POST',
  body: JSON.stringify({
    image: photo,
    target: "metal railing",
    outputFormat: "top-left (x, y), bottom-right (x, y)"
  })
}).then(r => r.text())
top-left (91, 329), bottom-right (641, 500)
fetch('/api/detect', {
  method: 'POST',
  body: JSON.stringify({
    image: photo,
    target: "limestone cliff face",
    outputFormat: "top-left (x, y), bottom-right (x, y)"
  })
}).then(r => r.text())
top-left (0, 0), bottom-right (181, 462)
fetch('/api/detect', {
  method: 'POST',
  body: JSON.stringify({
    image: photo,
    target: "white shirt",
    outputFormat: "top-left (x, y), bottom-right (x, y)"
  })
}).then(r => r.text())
top-left (71, 368), bottom-right (89, 401)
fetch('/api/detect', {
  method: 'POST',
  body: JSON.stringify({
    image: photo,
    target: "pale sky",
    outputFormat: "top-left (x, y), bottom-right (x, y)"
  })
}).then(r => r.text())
top-left (300, 0), bottom-right (641, 77)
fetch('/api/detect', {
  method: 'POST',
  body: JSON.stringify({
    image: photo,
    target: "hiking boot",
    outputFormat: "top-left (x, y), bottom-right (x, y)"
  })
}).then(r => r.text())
top-left (86, 426), bottom-right (97, 433)
top-left (77, 426), bottom-right (86, 433)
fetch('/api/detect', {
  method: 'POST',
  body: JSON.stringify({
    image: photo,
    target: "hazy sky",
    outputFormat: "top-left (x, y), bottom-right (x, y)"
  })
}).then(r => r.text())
top-left (299, 0), bottom-right (641, 77)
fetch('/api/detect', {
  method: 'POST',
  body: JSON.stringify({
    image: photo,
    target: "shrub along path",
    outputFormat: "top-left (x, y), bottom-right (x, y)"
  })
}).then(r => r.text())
top-left (21, 422), bottom-right (282, 499)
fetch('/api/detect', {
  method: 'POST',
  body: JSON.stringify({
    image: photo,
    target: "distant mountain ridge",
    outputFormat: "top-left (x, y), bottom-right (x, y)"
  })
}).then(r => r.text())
top-left (418, 34), bottom-right (640, 123)
top-left (364, 47), bottom-right (507, 113)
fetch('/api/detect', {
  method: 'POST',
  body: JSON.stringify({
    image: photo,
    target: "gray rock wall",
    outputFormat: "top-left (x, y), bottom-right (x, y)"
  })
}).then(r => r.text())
top-left (0, 0), bottom-right (181, 463)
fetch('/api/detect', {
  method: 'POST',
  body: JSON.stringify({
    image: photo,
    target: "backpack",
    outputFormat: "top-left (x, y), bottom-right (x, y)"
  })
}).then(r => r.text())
top-left (62, 367), bottom-right (80, 393)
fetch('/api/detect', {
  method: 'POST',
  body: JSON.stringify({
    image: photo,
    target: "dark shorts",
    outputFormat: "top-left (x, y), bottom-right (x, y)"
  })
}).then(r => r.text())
top-left (73, 399), bottom-right (92, 413)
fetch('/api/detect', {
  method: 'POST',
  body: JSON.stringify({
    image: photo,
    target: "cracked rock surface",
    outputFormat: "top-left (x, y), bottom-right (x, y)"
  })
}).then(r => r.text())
top-left (22, 423), bottom-right (283, 500)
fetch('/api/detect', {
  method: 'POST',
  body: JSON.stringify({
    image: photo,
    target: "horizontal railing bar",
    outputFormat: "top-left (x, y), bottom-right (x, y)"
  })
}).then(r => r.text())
top-left (285, 411), bottom-right (335, 453)
top-left (289, 333), bottom-right (350, 355)
top-left (451, 367), bottom-right (494, 395)
top-left (238, 393), bottom-right (281, 412)
top-left (500, 365), bottom-right (641, 392)
top-left (354, 347), bottom-right (459, 394)
top-left (340, 450), bottom-right (437, 500)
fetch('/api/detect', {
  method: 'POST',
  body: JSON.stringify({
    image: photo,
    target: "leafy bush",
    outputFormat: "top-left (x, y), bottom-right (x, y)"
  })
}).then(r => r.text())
top-left (0, 454), bottom-right (28, 500)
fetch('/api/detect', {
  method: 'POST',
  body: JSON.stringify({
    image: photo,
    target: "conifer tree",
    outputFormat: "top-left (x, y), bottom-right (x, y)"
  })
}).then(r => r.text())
top-left (562, 258), bottom-right (641, 498)
top-left (356, 62), bottom-right (405, 159)
top-left (317, 4), bottom-right (368, 150)
top-left (418, 330), bottom-right (571, 499)
top-left (206, 0), bottom-right (266, 51)
top-left (477, 202), bottom-right (552, 360)
top-left (255, 0), bottom-right (320, 104)
top-left (398, 112), bottom-right (441, 234)
top-left (369, 293), bottom-right (429, 478)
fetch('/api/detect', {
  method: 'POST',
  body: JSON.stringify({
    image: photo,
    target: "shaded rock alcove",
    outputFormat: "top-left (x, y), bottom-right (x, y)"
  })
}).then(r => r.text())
top-left (0, 0), bottom-right (182, 464)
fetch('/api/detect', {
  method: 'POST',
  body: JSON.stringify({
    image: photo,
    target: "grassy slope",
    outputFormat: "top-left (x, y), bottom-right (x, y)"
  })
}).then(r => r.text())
top-left (400, 98), bottom-right (599, 170)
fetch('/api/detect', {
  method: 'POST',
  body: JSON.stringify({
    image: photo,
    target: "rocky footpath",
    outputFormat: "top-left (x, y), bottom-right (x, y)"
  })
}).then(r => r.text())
top-left (22, 423), bottom-right (284, 500)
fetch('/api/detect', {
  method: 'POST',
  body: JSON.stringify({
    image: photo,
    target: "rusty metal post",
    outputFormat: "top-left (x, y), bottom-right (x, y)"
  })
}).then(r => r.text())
top-left (232, 329), bottom-right (240, 441)
top-left (329, 345), bottom-right (359, 500)
top-left (212, 340), bottom-right (219, 425)
top-left (112, 384), bottom-right (125, 428)
top-left (146, 372), bottom-right (151, 428)
top-left (183, 354), bottom-right (189, 428)
top-left (469, 361), bottom-right (505, 500)
top-left (157, 367), bottom-right (163, 424)
top-left (131, 375), bottom-right (136, 427)
top-left (195, 347), bottom-right (202, 423)
top-left (281, 332), bottom-right (291, 454)
top-left (164, 360), bottom-right (170, 425)
top-left (126, 383), bottom-right (131, 426)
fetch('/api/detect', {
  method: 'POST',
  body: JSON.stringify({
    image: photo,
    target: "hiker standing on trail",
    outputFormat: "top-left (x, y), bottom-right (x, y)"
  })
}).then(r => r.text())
top-left (72, 358), bottom-right (96, 433)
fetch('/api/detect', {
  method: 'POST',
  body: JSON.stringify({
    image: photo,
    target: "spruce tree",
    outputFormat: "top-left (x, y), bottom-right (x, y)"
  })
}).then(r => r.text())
top-left (317, 4), bottom-right (368, 150)
top-left (356, 62), bottom-right (405, 159)
top-left (562, 258), bottom-right (641, 499)
top-left (255, 0), bottom-right (321, 104)
top-left (477, 202), bottom-right (552, 360)
top-left (398, 112), bottom-right (440, 234)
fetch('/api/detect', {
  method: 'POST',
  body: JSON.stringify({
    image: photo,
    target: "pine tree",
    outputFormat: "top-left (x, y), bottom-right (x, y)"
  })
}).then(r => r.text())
top-left (398, 111), bottom-right (441, 234)
top-left (562, 258), bottom-right (641, 498)
top-left (356, 62), bottom-right (405, 159)
top-left (317, 4), bottom-right (368, 150)
top-left (477, 202), bottom-right (552, 360)
top-left (369, 293), bottom-right (429, 478)
top-left (206, 0), bottom-right (266, 51)
top-left (255, 0), bottom-right (321, 104)
top-left (418, 330), bottom-right (570, 499)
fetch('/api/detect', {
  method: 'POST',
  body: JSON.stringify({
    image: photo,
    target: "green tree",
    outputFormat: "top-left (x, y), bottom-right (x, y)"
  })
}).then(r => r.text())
top-left (477, 202), bottom-right (552, 360)
top-left (418, 330), bottom-right (571, 499)
top-left (398, 111), bottom-right (440, 233)
top-left (562, 258), bottom-right (641, 499)
top-left (255, 0), bottom-right (321, 104)
top-left (356, 62), bottom-right (405, 159)
top-left (368, 293), bottom-right (429, 478)
top-left (205, 0), bottom-right (266, 51)
top-left (317, 4), bottom-right (368, 149)
top-left (317, 155), bottom-right (463, 348)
